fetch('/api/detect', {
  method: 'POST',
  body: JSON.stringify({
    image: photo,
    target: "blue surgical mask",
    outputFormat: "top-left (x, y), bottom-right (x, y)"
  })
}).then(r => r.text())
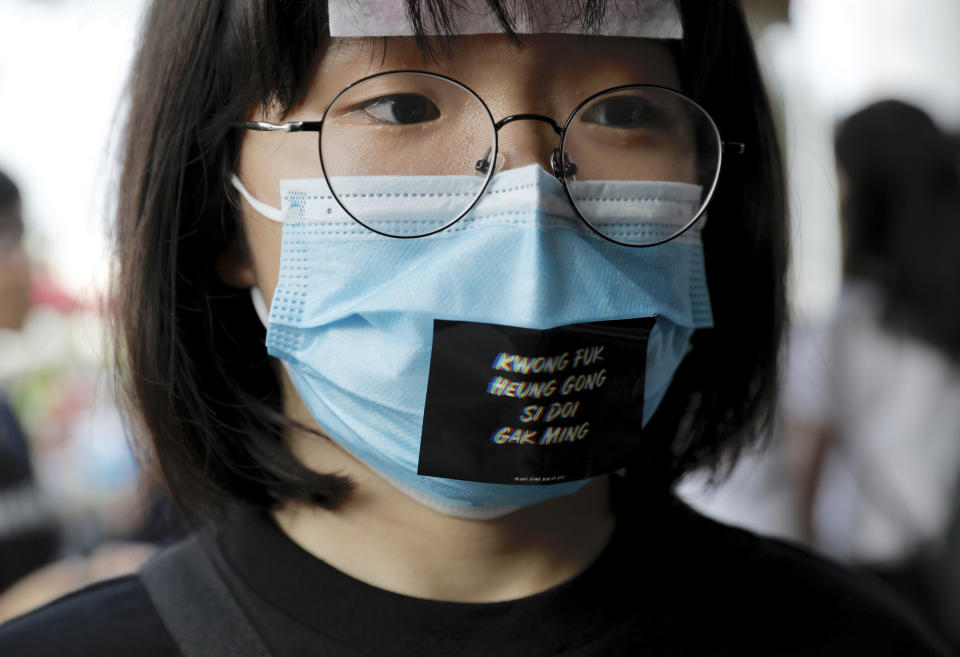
top-left (233, 164), bottom-right (712, 518)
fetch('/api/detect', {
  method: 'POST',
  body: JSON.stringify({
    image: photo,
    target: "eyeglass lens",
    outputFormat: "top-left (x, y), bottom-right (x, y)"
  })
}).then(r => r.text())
top-left (319, 72), bottom-right (495, 237)
top-left (318, 72), bottom-right (720, 245)
top-left (562, 87), bottom-right (720, 246)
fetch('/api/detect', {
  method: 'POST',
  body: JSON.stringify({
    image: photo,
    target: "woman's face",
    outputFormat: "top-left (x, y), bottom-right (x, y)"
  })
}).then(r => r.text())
top-left (233, 34), bottom-right (681, 302)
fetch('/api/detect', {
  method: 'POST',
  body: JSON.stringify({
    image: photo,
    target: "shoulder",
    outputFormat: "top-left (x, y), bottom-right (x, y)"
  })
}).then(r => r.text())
top-left (668, 502), bottom-right (952, 655)
top-left (0, 574), bottom-right (179, 657)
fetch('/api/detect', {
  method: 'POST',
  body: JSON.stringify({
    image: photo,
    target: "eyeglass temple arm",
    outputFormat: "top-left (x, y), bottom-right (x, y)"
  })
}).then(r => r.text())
top-left (239, 120), bottom-right (323, 133)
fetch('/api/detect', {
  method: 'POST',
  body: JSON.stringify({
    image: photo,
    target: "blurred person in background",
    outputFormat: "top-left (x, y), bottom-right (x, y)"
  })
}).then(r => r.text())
top-left (783, 100), bottom-right (960, 649)
top-left (0, 169), bottom-right (183, 623)
top-left (0, 169), bottom-right (60, 594)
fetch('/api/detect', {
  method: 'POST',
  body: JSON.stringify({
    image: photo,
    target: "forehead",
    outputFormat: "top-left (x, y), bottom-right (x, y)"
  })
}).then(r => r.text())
top-left (302, 34), bottom-right (680, 113)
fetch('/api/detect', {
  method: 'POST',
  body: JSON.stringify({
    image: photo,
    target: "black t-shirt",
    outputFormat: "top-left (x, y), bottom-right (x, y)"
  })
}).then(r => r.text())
top-left (0, 492), bottom-right (952, 656)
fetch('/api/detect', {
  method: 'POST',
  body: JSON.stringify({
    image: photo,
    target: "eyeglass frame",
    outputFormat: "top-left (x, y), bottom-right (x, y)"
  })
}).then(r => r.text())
top-left (238, 69), bottom-right (745, 248)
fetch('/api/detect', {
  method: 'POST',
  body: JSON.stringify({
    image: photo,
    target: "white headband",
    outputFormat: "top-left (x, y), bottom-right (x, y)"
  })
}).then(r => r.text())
top-left (328, 0), bottom-right (683, 39)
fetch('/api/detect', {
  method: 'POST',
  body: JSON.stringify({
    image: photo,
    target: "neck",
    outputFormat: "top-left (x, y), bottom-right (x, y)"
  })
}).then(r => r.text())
top-left (272, 402), bottom-right (615, 603)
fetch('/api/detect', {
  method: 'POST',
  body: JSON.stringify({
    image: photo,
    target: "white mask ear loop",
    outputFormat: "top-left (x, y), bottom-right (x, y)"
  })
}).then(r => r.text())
top-left (231, 174), bottom-right (283, 223)
top-left (250, 286), bottom-right (270, 328)
top-left (231, 175), bottom-right (278, 327)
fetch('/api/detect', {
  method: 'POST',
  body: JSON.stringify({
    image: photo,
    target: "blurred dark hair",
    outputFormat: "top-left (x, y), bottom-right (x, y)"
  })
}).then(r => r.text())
top-left (835, 100), bottom-right (960, 362)
top-left (115, 0), bottom-right (786, 519)
top-left (0, 169), bottom-right (23, 238)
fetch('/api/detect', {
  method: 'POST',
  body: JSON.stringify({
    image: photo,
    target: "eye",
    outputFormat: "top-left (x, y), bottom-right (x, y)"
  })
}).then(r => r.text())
top-left (579, 95), bottom-right (671, 130)
top-left (354, 93), bottom-right (441, 125)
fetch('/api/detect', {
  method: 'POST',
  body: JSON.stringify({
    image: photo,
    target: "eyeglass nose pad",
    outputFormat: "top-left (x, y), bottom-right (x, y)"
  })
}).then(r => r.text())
top-left (474, 148), bottom-right (506, 176)
top-left (550, 148), bottom-right (579, 181)
top-left (475, 147), bottom-right (492, 175)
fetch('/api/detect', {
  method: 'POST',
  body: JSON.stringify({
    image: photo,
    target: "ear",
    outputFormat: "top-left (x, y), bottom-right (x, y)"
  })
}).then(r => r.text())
top-left (216, 235), bottom-right (257, 288)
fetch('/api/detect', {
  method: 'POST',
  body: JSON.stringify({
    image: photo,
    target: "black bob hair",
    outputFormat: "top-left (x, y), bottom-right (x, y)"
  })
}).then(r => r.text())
top-left (115, 0), bottom-right (787, 519)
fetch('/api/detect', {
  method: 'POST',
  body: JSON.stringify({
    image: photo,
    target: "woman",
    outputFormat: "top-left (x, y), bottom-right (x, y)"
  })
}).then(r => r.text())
top-left (0, 170), bottom-right (61, 597)
top-left (0, 1), bottom-right (949, 655)
top-left (785, 100), bottom-right (960, 651)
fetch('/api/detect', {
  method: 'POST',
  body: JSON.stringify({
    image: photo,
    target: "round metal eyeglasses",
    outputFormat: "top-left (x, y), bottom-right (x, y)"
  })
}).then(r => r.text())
top-left (240, 70), bottom-right (744, 247)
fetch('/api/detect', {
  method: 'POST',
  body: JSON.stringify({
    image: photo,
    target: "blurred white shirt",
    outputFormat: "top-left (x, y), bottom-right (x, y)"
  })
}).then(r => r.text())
top-left (785, 281), bottom-right (960, 563)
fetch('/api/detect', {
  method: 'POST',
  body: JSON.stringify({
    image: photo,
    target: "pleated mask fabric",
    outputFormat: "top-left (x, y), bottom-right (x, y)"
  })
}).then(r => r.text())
top-left (233, 164), bottom-right (712, 518)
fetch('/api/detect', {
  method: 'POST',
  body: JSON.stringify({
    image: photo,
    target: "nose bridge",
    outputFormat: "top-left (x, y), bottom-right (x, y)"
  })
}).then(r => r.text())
top-left (494, 114), bottom-right (562, 174)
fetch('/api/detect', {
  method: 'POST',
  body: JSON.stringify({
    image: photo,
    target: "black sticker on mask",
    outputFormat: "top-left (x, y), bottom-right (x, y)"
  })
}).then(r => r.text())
top-left (417, 316), bottom-right (656, 485)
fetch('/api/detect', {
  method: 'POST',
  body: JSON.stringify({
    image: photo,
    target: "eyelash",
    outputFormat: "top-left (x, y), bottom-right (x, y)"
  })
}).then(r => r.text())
top-left (350, 93), bottom-right (442, 125)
